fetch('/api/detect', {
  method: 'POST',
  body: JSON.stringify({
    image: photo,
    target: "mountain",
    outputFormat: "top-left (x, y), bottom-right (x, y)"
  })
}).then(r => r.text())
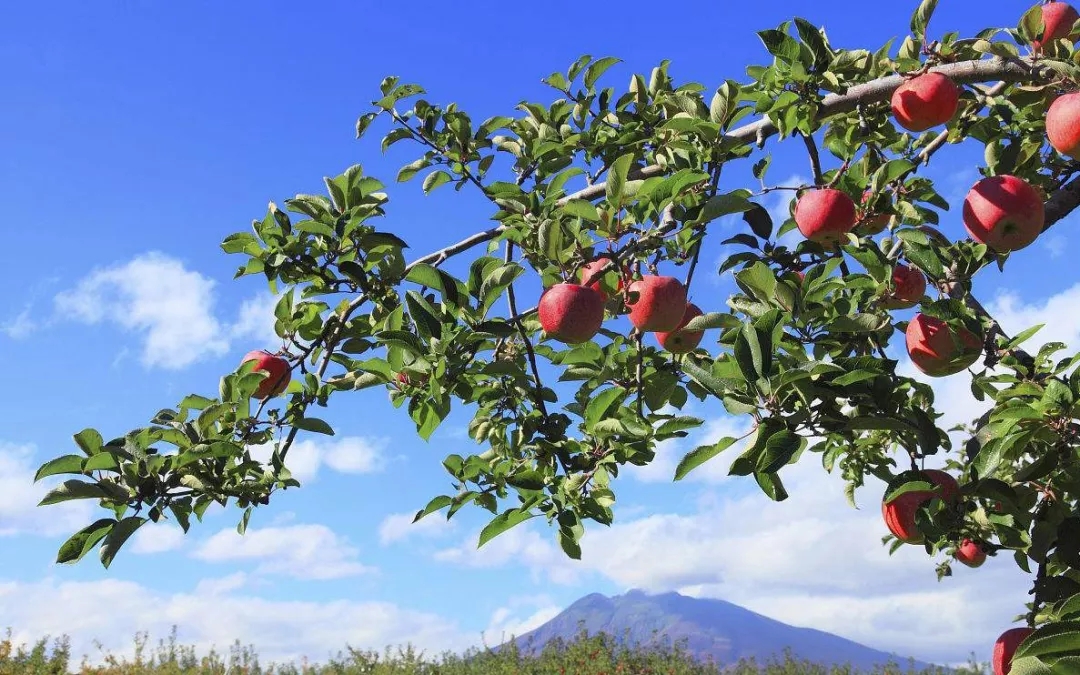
top-left (500, 589), bottom-right (944, 672)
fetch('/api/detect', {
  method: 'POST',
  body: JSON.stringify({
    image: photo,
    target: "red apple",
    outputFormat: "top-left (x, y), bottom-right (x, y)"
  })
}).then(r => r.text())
top-left (906, 313), bottom-right (983, 377)
top-left (891, 72), bottom-right (961, 132)
top-left (962, 175), bottom-right (1045, 253)
top-left (955, 539), bottom-right (987, 568)
top-left (1046, 91), bottom-right (1080, 159)
top-left (881, 469), bottom-right (962, 544)
top-left (1032, 1), bottom-right (1080, 50)
top-left (882, 264), bottom-right (927, 310)
top-left (794, 188), bottom-right (857, 245)
top-left (578, 258), bottom-right (624, 302)
top-left (538, 283), bottom-right (606, 344)
top-left (626, 276), bottom-right (687, 332)
top-left (993, 627), bottom-right (1036, 675)
top-left (241, 350), bottom-right (291, 400)
top-left (655, 303), bottom-right (705, 354)
top-left (857, 189), bottom-right (892, 235)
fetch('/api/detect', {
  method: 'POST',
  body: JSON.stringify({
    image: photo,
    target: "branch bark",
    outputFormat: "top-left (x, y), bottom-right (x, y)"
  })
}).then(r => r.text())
top-left (404, 57), bottom-right (1055, 273)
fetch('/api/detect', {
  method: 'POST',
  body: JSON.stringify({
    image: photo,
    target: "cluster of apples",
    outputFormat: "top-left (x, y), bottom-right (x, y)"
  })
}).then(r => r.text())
top-left (788, 1), bottom-right (1080, 385)
top-left (880, 469), bottom-right (1043, 674)
top-left (537, 258), bottom-right (707, 352)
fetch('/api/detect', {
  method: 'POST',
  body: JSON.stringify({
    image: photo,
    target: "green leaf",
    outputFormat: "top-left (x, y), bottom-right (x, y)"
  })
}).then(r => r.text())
top-left (414, 495), bottom-right (453, 522)
top-left (56, 519), bottom-right (116, 565)
top-left (478, 508), bottom-right (536, 548)
top-left (757, 430), bottom-right (803, 474)
top-left (584, 56), bottom-right (620, 90)
top-left (39, 479), bottom-right (110, 506)
top-left (910, 0), bottom-right (938, 39)
top-left (606, 153), bottom-right (635, 205)
top-left (100, 516), bottom-right (147, 568)
top-left (674, 437), bottom-right (738, 481)
top-left (34, 455), bottom-right (86, 482)
top-left (293, 417), bottom-right (336, 436)
top-left (73, 428), bottom-right (104, 456)
top-left (422, 170), bottom-right (453, 194)
top-left (754, 471), bottom-right (789, 501)
top-left (585, 388), bottom-right (626, 429)
top-left (734, 323), bottom-right (765, 381)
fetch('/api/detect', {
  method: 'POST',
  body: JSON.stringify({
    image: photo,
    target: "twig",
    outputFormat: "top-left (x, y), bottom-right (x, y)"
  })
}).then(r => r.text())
top-left (799, 131), bottom-right (824, 186)
top-left (505, 242), bottom-right (549, 417)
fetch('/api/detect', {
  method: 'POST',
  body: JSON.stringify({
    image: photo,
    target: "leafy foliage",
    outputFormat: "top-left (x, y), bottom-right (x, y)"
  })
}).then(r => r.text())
top-left (32, 0), bottom-right (1080, 655)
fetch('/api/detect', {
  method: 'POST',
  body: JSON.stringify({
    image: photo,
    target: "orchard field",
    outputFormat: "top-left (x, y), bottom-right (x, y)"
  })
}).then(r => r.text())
top-left (0, 629), bottom-right (988, 675)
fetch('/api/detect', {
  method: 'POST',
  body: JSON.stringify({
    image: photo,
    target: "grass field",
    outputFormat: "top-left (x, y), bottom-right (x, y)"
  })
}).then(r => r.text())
top-left (0, 627), bottom-right (988, 675)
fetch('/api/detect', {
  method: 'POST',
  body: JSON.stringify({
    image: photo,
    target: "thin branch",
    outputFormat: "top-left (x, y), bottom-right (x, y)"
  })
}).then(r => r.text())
top-left (505, 242), bottom-right (549, 417)
top-left (800, 131), bottom-right (824, 185)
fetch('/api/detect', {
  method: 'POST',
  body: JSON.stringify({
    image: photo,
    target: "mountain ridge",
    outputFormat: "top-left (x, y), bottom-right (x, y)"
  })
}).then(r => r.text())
top-left (499, 589), bottom-right (944, 672)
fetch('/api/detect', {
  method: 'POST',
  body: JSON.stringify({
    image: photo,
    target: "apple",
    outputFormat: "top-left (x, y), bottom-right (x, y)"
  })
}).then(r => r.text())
top-left (881, 469), bottom-right (962, 544)
top-left (794, 188), bottom-right (857, 245)
top-left (962, 175), bottom-right (1045, 253)
top-left (905, 313), bottom-right (983, 377)
top-left (626, 275), bottom-right (687, 332)
top-left (241, 350), bottom-right (291, 400)
top-left (857, 189), bottom-right (892, 235)
top-left (538, 283), bottom-right (606, 344)
top-left (655, 303), bottom-right (705, 353)
top-left (890, 72), bottom-right (961, 132)
top-left (882, 264), bottom-right (927, 310)
top-left (1032, 1), bottom-right (1080, 50)
top-left (955, 539), bottom-right (987, 568)
top-left (578, 258), bottom-right (625, 302)
top-left (1046, 92), bottom-right (1080, 159)
top-left (993, 627), bottom-right (1036, 675)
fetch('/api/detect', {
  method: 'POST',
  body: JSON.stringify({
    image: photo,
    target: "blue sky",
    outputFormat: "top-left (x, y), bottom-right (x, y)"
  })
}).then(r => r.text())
top-left (1, 0), bottom-right (1077, 668)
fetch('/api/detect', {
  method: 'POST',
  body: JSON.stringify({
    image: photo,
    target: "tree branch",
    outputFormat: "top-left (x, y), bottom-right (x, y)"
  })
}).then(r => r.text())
top-left (398, 58), bottom-right (1054, 275)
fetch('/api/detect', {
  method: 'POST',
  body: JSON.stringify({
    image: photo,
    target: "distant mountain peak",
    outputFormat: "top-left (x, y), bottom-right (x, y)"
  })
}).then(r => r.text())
top-left (504, 590), bottom-right (944, 672)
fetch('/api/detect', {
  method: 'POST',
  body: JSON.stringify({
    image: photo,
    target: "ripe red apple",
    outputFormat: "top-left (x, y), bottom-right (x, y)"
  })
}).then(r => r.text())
top-left (626, 276), bottom-right (687, 332)
top-left (882, 264), bottom-right (927, 310)
top-left (993, 627), bottom-right (1036, 675)
top-left (1032, 1), bottom-right (1080, 50)
top-left (962, 175), bottom-right (1045, 253)
top-left (857, 189), bottom-right (891, 235)
top-left (794, 188), bottom-right (857, 245)
top-left (955, 539), bottom-right (987, 568)
top-left (655, 303), bottom-right (705, 354)
top-left (890, 72), bottom-right (961, 132)
top-left (881, 469), bottom-right (961, 544)
top-left (578, 258), bottom-right (625, 301)
top-left (538, 283), bottom-right (606, 344)
top-left (241, 350), bottom-right (291, 400)
top-left (1046, 91), bottom-right (1080, 159)
top-left (906, 313), bottom-right (983, 377)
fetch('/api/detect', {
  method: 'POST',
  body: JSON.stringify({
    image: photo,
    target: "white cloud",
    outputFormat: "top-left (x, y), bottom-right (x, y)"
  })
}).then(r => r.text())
top-left (53, 252), bottom-right (230, 369)
top-left (0, 577), bottom-right (473, 667)
top-left (1, 306), bottom-right (37, 339)
top-left (434, 526), bottom-right (581, 586)
top-left (378, 511), bottom-right (456, 545)
top-left (193, 572), bottom-right (249, 596)
top-left (248, 436), bottom-right (388, 484)
top-left (193, 523), bottom-right (376, 580)
top-left (229, 291), bottom-right (282, 348)
top-left (0, 443), bottom-right (94, 538)
top-left (484, 595), bottom-right (562, 644)
top-left (131, 523), bottom-right (186, 554)
top-left (1042, 233), bottom-right (1067, 258)
top-left (51, 252), bottom-right (285, 370)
